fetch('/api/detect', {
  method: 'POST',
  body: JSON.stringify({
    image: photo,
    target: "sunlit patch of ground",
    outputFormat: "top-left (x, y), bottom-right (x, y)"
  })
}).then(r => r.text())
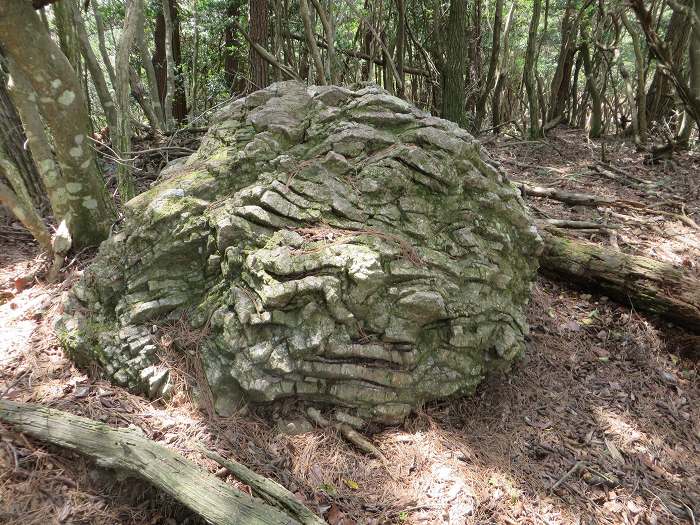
top-left (1, 131), bottom-right (699, 524)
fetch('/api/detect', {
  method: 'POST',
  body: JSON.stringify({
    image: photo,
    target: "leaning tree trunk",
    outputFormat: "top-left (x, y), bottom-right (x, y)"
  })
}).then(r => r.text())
top-left (540, 231), bottom-right (700, 331)
top-left (0, 1), bottom-right (114, 249)
top-left (69, 0), bottom-right (118, 132)
top-left (0, 157), bottom-right (52, 253)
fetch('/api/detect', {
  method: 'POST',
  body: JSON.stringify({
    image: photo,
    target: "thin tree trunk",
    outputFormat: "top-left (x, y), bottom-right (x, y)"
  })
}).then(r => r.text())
top-left (581, 39), bottom-right (602, 138)
top-left (69, 0), bottom-right (118, 131)
top-left (91, 0), bottom-right (117, 88)
top-left (161, 0), bottom-right (176, 129)
top-left (474, 0), bottom-right (504, 132)
top-left (299, 0), bottom-right (326, 84)
top-left (0, 2), bottom-right (114, 248)
top-left (524, 0), bottom-right (543, 138)
top-left (620, 11), bottom-right (647, 141)
top-left (134, 3), bottom-right (165, 128)
top-left (678, 0), bottom-right (700, 142)
top-left (395, 0), bottom-right (406, 98)
top-left (309, 0), bottom-right (336, 83)
top-left (492, 0), bottom-right (516, 131)
top-left (114, 0), bottom-right (142, 200)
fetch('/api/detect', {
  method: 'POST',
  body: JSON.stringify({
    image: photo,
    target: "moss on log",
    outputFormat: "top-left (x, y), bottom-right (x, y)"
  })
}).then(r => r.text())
top-left (0, 400), bottom-right (303, 525)
top-left (540, 231), bottom-right (700, 330)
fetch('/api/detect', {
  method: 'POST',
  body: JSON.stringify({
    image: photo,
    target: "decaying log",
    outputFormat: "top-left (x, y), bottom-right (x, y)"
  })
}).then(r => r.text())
top-left (540, 231), bottom-right (700, 331)
top-left (0, 400), bottom-right (306, 525)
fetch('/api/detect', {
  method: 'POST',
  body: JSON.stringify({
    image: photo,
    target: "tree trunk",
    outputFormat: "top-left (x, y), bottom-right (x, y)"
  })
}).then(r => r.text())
top-left (441, 0), bottom-right (468, 126)
top-left (161, 0), bottom-right (176, 129)
top-left (0, 65), bottom-right (47, 213)
top-left (395, 0), bottom-right (406, 98)
top-left (524, 0), bottom-right (543, 138)
top-left (0, 151), bottom-right (52, 252)
top-left (0, 400), bottom-right (309, 525)
top-left (299, 0), bottom-right (326, 85)
top-left (249, 0), bottom-right (269, 89)
top-left (621, 12), bottom-right (647, 141)
top-left (473, 0), bottom-right (503, 133)
top-left (645, 3), bottom-right (691, 125)
top-left (581, 39), bottom-right (602, 138)
top-left (133, 2), bottom-right (165, 129)
top-left (153, 0), bottom-right (187, 123)
top-left (491, 0), bottom-right (516, 131)
top-left (540, 231), bottom-right (700, 331)
top-left (69, 0), bottom-right (118, 131)
top-left (224, 1), bottom-right (246, 95)
top-left (114, 0), bottom-right (141, 200)
top-left (678, 0), bottom-right (700, 142)
top-left (0, 1), bottom-right (114, 249)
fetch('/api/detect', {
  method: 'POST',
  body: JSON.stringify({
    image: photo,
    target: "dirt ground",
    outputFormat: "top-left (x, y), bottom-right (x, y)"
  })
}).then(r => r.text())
top-left (1, 129), bottom-right (698, 525)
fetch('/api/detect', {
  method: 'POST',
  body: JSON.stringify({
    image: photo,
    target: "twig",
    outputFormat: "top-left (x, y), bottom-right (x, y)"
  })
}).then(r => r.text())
top-left (550, 461), bottom-right (584, 492)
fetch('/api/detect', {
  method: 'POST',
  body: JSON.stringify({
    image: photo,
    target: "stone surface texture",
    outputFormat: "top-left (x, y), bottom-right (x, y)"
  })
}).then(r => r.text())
top-left (57, 82), bottom-right (542, 423)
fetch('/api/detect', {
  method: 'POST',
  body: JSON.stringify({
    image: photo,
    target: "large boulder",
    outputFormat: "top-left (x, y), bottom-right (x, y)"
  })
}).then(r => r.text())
top-left (58, 82), bottom-right (542, 423)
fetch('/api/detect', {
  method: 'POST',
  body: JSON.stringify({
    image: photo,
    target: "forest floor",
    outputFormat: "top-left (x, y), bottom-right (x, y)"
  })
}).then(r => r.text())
top-left (0, 128), bottom-right (699, 525)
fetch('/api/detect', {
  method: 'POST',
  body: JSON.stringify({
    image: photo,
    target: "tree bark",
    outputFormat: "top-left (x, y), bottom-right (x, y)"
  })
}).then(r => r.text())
top-left (249, 0), bottom-right (269, 89)
top-left (161, 0), bottom-right (176, 129)
top-left (540, 231), bottom-right (700, 331)
top-left (0, 400), bottom-right (306, 525)
top-left (0, 158), bottom-right (52, 252)
top-left (0, 1), bottom-right (114, 248)
top-left (441, 0), bottom-right (468, 126)
top-left (0, 64), bottom-right (47, 213)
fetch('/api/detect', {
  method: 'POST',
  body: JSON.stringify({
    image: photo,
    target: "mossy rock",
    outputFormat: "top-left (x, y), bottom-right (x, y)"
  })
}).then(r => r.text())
top-left (57, 82), bottom-right (542, 423)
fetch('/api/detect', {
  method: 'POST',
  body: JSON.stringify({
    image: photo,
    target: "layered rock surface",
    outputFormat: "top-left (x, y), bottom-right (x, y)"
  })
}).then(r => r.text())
top-left (58, 82), bottom-right (542, 423)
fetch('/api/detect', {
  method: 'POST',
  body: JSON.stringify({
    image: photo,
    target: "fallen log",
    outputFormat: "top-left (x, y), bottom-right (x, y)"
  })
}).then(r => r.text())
top-left (540, 231), bottom-right (700, 331)
top-left (0, 400), bottom-right (313, 525)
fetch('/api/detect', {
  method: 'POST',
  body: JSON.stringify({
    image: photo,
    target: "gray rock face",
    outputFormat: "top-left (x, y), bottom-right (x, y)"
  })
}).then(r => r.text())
top-left (57, 82), bottom-right (542, 423)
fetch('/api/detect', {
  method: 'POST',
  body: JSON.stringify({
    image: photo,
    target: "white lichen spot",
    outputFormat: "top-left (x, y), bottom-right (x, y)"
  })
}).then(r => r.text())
top-left (80, 160), bottom-right (91, 170)
top-left (82, 196), bottom-right (98, 210)
top-left (40, 97), bottom-right (53, 104)
top-left (27, 93), bottom-right (36, 102)
top-left (51, 79), bottom-right (62, 89)
top-left (53, 188), bottom-right (69, 205)
top-left (69, 146), bottom-right (83, 158)
top-left (66, 182), bottom-right (83, 193)
top-left (74, 134), bottom-right (85, 145)
top-left (58, 90), bottom-right (76, 106)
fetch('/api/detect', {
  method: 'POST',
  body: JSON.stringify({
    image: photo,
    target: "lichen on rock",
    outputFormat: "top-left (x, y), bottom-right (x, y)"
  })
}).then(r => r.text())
top-left (57, 81), bottom-right (542, 423)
